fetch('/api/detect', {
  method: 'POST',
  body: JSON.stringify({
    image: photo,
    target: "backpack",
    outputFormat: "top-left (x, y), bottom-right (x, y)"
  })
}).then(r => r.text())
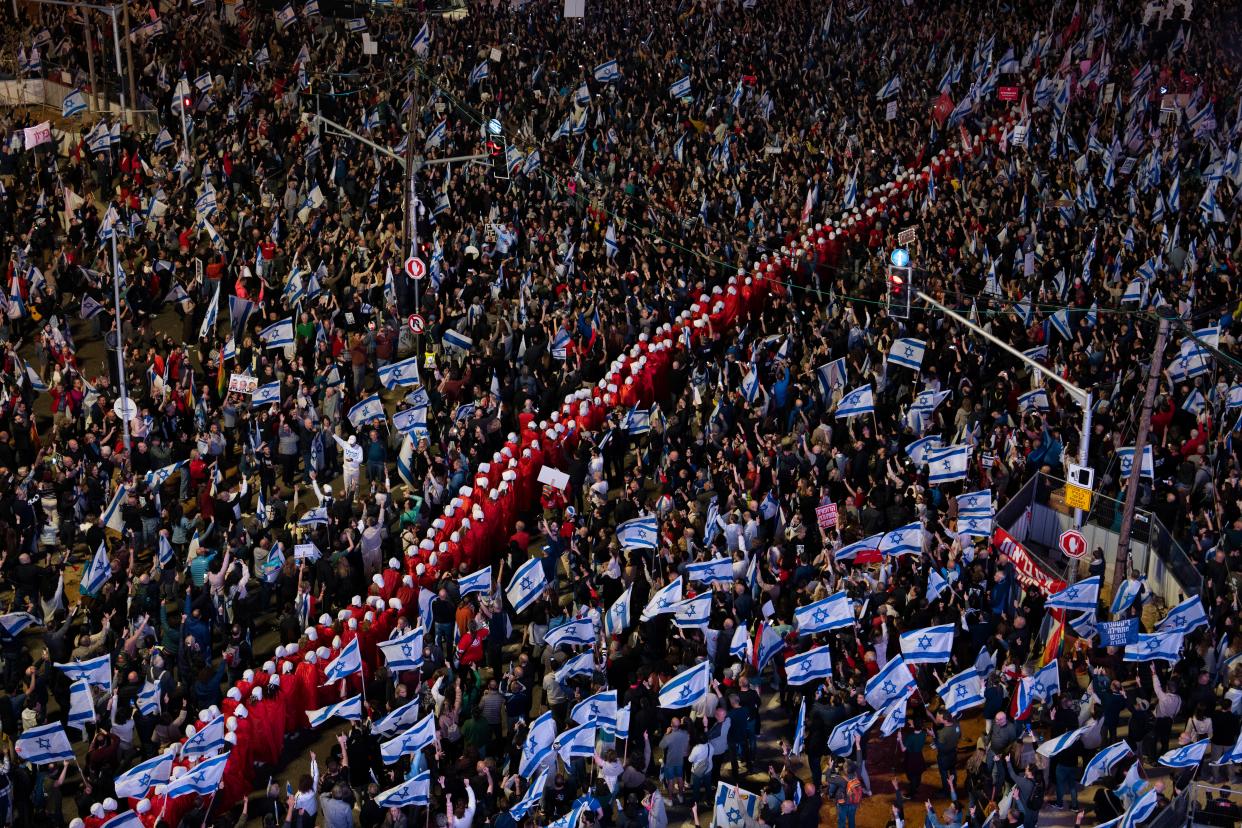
top-left (845, 778), bottom-right (864, 806)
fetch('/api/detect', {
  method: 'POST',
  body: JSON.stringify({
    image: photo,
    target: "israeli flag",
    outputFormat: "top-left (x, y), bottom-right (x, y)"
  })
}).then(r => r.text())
top-left (740, 368), bottom-right (762, 404)
top-left (906, 435), bottom-right (943, 466)
top-left (1046, 576), bottom-right (1101, 612)
top-left (67, 679), bottom-right (95, 727)
top-left (713, 782), bottom-right (761, 828)
top-left (937, 668), bottom-right (985, 715)
top-left (345, 17), bottom-right (367, 32)
top-left (251, 382), bottom-right (281, 407)
top-left (0, 612), bottom-right (38, 638)
top-left (834, 534), bottom-right (883, 562)
top-left (658, 661), bottom-right (711, 709)
top-left (443, 328), bottom-right (473, 352)
top-left (506, 769), bottom-right (548, 821)
top-left (377, 627), bottom-right (425, 672)
top-left (258, 317), bottom-right (294, 349)
top-left (866, 655), bottom-right (917, 711)
top-left (835, 385), bottom-right (874, 418)
top-left (685, 556), bottom-right (734, 585)
top-left (519, 711), bottom-right (557, 777)
top-left (181, 714), bottom-right (226, 758)
top-left (668, 75), bottom-right (692, 98)
top-left (790, 699), bottom-right (807, 756)
top-left (153, 128), bottom-right (173, 153)
top-left (468, 61), bottom-right (489, 85)
top-left (199, 282), bottom-right (220, 339)
top-left (926, 445), bottom-right (970, 484)
top-left (545, 618), bottom-right (596, 649)
top-left (625, 407), bottom-right (652, 435)
top-left (80, 542), bottom-right (112, 596)
top-left (458, 566), bottom-right (491, 598)
top-left (828, 711), bottom-right (878, 756)
top-left (15, 722), bottom-right (74, 765)
top-left (373, 697), bottom-right (424, 737)
top-left (876, 74), bottom-right (902, 100)
top-left (378, 355), bottom-right (422, 389)
top-left (55, 654), bottom-right (112, 689)
top-left (307, 695), bottom-right (363, 728)
top-left (1024, 659), bottom-right (1060, 703)
top-left (554, 722), bottom-right (597, 761)
top-left (816, 358), bottom-right (848, 396)
top-left (1159, 738), bottom-right (1209, 769)
top-left (380, 713), bottom-right (437, 764)
top-left (114, 750), bottom-right (174, 798)
top-left (1123, 632), bottom-right (1184, 663)
top-left (411, 22), bottom-right (431, 55)
top-left (641, 577), bottom-right (682, 621)
top-left (594, 60), bottom-right (620, 83)
top-left (347, 394), bottom-right (385, 428)
top-left (957, 489), bottom-right (992, 517)
top-left (322, 637), bottom-right (362, 683)
top-left (1081, 742), bottom-right (1134, 787)
top-left (62, 89), bottom-right (87, 118)
top-left (673, 594), bottom-right (712, 630)
top-left (1157, 595), bottom-right (1209, 635)
top-left (377, 771), bottom-right (431, 808)
top-left (794, 592), bottom-right (853, 634)
top-left (165, 752), bottom-right (229, 798)
top-left (887, 338), bottom-right (926, 371)
top-left (298, 507), bottom-right (329, 527)
top-left (899, 624), bottom-right (955, 664)
top-left (1018, 389), bottom-right (1050, 412)
top-left (505, 557), bottom-right (548, 614)
top-left (926, 569), bottom-right (949, 603)
top-left (786, 644), bottom-right (834, 686)
top-left (879, 523), bottom-right (923, 557)
top-left (1038, 723), bottom-right (1092, 757)
top-left (555, 652), bottom-right (596, 684)
top-left (1116, 445), bottom-right (1154, 479)
top-left (391, 406), bottom-right (427, 437)
top-left (617, 515), bottom-right (658, 549)
top-left (604, 585), bottom-right (633, 637)
top-left (137, 680), bottom-right (161, 716)
top-left (572, 690), bottom-right (618, 729)
top-left (145, 461), bottom-right (187, 488)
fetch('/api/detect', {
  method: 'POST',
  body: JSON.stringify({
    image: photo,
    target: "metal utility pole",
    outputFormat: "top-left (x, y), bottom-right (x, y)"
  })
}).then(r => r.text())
top-left (1113, 310), bottom-right (1173, 589)
top-left (121, 0), bottom-right (136, 127)
top-left (402, 95), bottom-right (420, 317)
top-left (83, 16), bottom-right (98, 113)
top-left (109, 227), bottom-right (132, 453)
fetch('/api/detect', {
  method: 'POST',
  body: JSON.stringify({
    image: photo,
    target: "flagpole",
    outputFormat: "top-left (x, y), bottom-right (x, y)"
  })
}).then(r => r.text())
top-left (109, 231), bottom-right (131, 453)
top-left (200, 790), bottom-right (218, 826)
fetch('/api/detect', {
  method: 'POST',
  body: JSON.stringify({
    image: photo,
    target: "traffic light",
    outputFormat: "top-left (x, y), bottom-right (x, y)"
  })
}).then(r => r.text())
top-left (887, 263), bottom-right (912, 318)
top-left (183, 94), bottom-right (194, 112)
top-left (486, 117), bottom-right (508, 181)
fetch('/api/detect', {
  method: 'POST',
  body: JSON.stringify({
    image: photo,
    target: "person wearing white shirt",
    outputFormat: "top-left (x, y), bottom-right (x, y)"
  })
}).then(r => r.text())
top-left (333, 434), bottom-right (364, 494)
top-left (446, 780), bottom-right (476, 828)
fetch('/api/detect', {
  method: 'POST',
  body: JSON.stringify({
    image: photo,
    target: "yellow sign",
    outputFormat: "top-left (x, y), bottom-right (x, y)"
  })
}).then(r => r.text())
top-left (1064, 484), bottom-right (1093, 511)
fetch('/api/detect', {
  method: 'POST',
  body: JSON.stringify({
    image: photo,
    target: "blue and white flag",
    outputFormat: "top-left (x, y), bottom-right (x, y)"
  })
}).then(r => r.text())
top-left (887, 338), bottom-right (926, 371)
top-left (835, 385), bottom-right (874, 418)
top-left (593, 59), bottom-right (620, 83)
top-left (377, 627), bottom-right (425, 673)
top-left (816, 358), bottom-right (849, 395)
top-left (114, 750), bottom-right (174, 798)
top-left (1024, 659), bottom-right (1060, 703)
top-left (15, 722), bottom-right (74, 765)
top-left (713, 782), bottom-right (761, 828)
top-left (865, 655), bottom-right (916, 710)
top-left (672, 594), bottom-right (712, 630)
top-left (181, 714), bottom-right (226, 758)
top-left (1081, 742), bottom-right (1134, 787)
top-left (1116, 445), bottom-right (1154, 479)
top-left (617, 515), bottom-right (658, 549)
top-left (410, 22), bottom-right (431, 55)
top-left (458, 566), bottom-right (491, 598)
top-left (1125, 787), bottom-right (1159, 825)
top-left (347, 394), bottom-right (385, 428)
top-left (442, 328), bottom-right (473, 352)
top-left (1157, 595), bottom-right (1209, 634)
top-left (906, 436), bottom-right (943, 466)
top-left (1158, 738), bottom-right (1209, 769)
top-left (1018, 389), bottom-right (1051, 412)
top-left (604, 585), bottom-right (633, 637)
top-left (380, 713), bottom-right (437, 763)
top-left (0, 612), bottom-right (38, 638)
top-left (373, 697), bottom-right (423, 737)
top-left (572, 690), bottom-right (618, 729)
top-left (391, 406), bottom-right (427, 437)
top-left (62, 89), bottom-right (87, 118)
top-left (258, 317), bottom-right (293, 348)
top-left (68, 679), bottom-right (95, 727)
top-left (165, 752), bottom-right (229, 797)
top-left (376, 771), bottom-right (430, 808)
top-left (794, 592), bottom-right (853, 634)
top-left (786, 644), bottom-right (834, 686)
top-left (835, 534), bottom-right (883, 562)
top-left (1038, 723), bottom-right (1092, 757)
top-left (926, 569), bottom-right (949, 603)
top-left (145, 461), bottom-right (187, 488)
top-left (307, 695), bottom-right (363, 728)
top-left (899, 624), bottom-right (955, 664)
top-left (790, 699), bottom-right (807, 756)
top-left (642, 577), bottom-right (683, 621)
top-left (378, 355), bottom-right (422, 389)
top-left (1046, 576), bottom-right (1101, 612)
top-left (468, 61), bottom-right (489, 84)
top-left (519, 711), bottom-right (557, 777)
top-left (1124, 632), bottom-right (1184, 663)
top-left (506, 770), bottom-right (548, 821)
top-left (322, 638), bottom-right (362, 683)
top-left (937, 668), bottom-right (984, 715)
top-left (545, 618), bottom-right (596, 649)
top-left (554, 722), bottom-right (597, 761)
top-left (926, 445), bottom-right (970, 483)
top-left (668, 75), bottom-right (692, 98)
top-left (505, 557), bottom-right (548, 614)
top-left (828, 711), bottom-right (878, 757)
top-left (880, 523), bottom-right (923, 557)
top-left (685, 556), bottom-right (734, 585)
top-left (658, 661), bottom-right (711, 708)
top-left (137, 679), bottom-right (161, 716)
top-left (876, 74), bottom-right (902, 100)
top-left (80, 542), bottom-right (112, 596)
top-left (251, 382), bottom-right (280, 407)
top-left (1111, 577), bottom-right (1143, 615)
top-left (55, 654), bottom-right (112, 689)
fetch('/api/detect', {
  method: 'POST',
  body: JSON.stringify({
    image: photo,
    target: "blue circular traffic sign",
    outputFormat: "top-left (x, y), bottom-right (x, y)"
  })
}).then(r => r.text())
top-left (890, 248), bottom-right (910, 268)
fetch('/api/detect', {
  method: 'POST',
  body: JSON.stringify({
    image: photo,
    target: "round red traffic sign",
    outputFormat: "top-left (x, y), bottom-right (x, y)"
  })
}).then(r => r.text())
top-left (404, 256), bottom-right (426, 280)
top-left (1058, 529), bottom-right (1088, 559)
top-left (408, 314), bottom-right (426, 334)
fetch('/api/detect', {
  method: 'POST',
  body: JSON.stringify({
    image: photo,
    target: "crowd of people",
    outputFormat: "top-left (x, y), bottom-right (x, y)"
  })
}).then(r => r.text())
top-left (0, 0), bottom-right (1240, 826)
